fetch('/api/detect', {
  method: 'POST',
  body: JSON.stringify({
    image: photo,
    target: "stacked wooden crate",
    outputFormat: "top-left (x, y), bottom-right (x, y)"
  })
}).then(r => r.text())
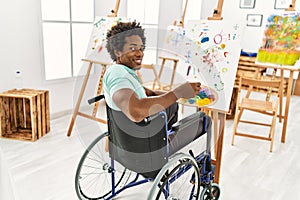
top-left (237, 56), bottom-right (288, 95)
top-left (227, 56), bottom-right (288, 119)
top-left (0, 89), bottom-right (50, 141)
top-left (235, 56), bottom-right (263, 86)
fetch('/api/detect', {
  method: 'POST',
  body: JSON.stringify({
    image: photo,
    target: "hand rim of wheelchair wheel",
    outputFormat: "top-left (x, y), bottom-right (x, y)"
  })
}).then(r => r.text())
top-left (147, 153), bottom-right (201, 200)
top-left (200, 183), bottom-right (221, 200)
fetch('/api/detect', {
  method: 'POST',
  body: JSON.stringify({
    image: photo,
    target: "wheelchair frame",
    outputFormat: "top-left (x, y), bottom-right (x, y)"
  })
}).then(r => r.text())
top-left (75, 95), bottom-right (220, 200)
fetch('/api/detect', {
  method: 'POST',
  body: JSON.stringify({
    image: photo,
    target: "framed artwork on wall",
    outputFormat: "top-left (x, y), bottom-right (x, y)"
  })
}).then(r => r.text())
top-left (274, 0), bottom-right (292, 9)
top-left (240, 0), bottom-right (256, 9)
top-left (247, 14), bottom-right (263, 27)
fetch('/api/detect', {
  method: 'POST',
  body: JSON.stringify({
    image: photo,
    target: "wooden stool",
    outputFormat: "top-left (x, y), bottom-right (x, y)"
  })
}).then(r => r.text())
top-left (0, 89), bottom-right (50, 141)
top-left (158, 56), bottom-right (179, 91)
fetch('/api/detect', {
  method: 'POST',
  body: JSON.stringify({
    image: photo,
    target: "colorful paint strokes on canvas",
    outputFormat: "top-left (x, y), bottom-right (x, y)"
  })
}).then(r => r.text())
top-left (161, 20), bottom-right (243, 111)
top-left (257, 12), bottom-right (300, 65)
top-left (85, 17), bottom-right (129, 62)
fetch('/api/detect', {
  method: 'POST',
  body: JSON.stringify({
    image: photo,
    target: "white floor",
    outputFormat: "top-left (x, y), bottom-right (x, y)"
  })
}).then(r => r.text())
top-left (1, 95), bottom-right (300, 200)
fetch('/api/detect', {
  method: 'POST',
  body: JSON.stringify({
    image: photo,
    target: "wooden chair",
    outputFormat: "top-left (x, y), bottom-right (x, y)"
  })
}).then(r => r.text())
top-left (136, 64), bottom-right (163, 90)
top-left (231, 76), bottom-right (283, 152)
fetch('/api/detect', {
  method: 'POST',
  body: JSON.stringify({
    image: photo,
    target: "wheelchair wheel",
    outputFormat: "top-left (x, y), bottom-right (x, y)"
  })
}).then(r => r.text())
top-left (199, 183), bottom-right (220, 200)
top-left (148, 153), bottom-right (201, 200)
top-left (75, 132), bottom-right (132, 200)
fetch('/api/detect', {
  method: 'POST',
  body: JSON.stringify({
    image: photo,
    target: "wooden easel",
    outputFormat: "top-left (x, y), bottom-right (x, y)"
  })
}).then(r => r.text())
top-left (157, 0), bottom-right (189, 91)
top-left (67, 59), bottom-right (109, 136)
top-left (177, 0), bottom-right (227, 184)
top-left (157, 56), bottom-right (179, 91)
top-left (210, 109), bottom-right (226, 183)
top-left (207, 0), bottom-right (224, 20)
top-left (180, 102), bottom-right (226, 184)
top-left (206, 0), bottom-right (226, 184)
top-left (173, 0), bottom-right (189, 27)
top-left (107, 0), bottom-right (121, 17)
top-left (285, 0), bottom-right (296, 11)
top-left (67, 0), bottom-right (121, 137)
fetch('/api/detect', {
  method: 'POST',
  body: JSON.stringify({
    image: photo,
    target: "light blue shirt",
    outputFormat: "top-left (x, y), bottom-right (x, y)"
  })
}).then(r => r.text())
top-left (103, 64), bottom-right (147, 111)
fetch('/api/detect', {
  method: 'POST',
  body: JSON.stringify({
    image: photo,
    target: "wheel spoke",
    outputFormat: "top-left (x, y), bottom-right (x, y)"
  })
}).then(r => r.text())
top-left (75, 134), bottom-right (131, 200)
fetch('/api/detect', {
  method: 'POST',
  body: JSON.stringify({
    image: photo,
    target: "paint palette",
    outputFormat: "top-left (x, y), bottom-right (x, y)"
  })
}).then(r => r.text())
top-left (178, 86), bottom-right (218, 107)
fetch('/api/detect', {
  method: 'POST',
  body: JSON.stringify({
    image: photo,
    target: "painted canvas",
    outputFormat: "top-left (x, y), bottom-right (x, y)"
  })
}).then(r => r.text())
top-left (160, 20), bottom-right (244, 112)
top-left (257, 12), bottom-right (300, 65)
top-left (85, 17), bottom-right (130, 62)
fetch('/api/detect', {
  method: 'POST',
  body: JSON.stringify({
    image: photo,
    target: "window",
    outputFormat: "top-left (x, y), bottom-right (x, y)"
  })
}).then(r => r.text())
top-left (41, 0), bottom-right (94, 80)
top-left (183, 0), bottom-right (202, 22)
top-left (127, 0), bottom-right (159, 64)
top-left (127, 0), bottom-right (159, 25)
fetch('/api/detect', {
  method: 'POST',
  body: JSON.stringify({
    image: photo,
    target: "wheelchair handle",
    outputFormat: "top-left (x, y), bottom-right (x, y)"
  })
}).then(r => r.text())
top-left (88, 94), bottom-right (105, 105)
top-left (144, 111), bottom-right (167, 123)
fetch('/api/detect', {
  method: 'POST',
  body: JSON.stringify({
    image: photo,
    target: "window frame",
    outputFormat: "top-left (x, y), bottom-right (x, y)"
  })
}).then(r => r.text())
top-left (40, 0), bottom-right (95, 81)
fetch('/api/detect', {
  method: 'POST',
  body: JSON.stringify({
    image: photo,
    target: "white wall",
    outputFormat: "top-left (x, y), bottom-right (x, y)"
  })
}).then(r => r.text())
top-left (0, 0), bottom-right (298, 115)
top-left (0, 0), bottom-right (81, 116)
top-left (203, 0), bottom-right (300, 52)
top-left (0, 0), bottom-right (126, 116)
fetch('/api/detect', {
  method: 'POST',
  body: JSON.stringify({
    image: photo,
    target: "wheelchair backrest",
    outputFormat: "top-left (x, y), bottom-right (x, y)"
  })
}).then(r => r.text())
top-left (106, 106), bottom-right (168, 178)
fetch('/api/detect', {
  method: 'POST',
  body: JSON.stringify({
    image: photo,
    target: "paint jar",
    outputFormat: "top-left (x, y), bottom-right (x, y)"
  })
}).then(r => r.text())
top-left (15, 70), bottom-right (23, 90)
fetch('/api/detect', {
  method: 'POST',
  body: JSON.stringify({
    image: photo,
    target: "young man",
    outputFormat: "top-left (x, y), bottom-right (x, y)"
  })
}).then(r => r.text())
top-left (103, 21), bottom-right (211, 176)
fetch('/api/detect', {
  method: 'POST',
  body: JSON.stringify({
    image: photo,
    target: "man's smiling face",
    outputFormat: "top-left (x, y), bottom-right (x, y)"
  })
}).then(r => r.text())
top-left (116, 35), bottom-right (145, 70)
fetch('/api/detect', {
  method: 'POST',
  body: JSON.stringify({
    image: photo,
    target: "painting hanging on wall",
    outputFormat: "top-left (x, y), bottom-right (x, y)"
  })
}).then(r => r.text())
top-left (257, 12), bottom-right (300, 65)
top-left (274, 0), bottom-right (292, 9)
top-left (247, 14), bottom-right (263, 27)
top-left (240, 0), bottom-right (256, 9)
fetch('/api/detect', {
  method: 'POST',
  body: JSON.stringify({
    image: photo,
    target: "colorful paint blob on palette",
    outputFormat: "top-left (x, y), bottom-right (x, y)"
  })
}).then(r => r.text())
top-left (180, 87), bottom-right (217, 106)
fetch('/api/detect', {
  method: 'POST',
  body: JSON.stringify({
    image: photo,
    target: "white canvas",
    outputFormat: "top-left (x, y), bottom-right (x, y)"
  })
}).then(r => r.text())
top-left (85, 16), bottom-right (130, 62)
top-left (160, 20), bottom-right (244, 112)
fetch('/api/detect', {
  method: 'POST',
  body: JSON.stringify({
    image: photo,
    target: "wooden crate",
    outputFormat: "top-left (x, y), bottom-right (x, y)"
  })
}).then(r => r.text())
top-left (227, 56), bottom-right (288, 119)
top-left (0, 89), bottom-right (50, 141)
top-left (236, 56), bottom-right (288, 94)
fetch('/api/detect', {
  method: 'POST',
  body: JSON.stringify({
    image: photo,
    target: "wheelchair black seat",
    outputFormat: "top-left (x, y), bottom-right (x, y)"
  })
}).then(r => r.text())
top-left (106, 105), bottom-right (209, 179)
top-left (106, 106), bottom-right (168, 178)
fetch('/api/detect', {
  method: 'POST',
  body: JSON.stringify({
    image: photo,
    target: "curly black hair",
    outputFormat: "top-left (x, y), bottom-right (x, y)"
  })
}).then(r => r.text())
top-left (106, 21), bottom-right (146, 61)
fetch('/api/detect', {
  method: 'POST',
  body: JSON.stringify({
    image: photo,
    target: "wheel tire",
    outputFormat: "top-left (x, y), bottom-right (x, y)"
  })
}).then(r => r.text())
top-left (75, 132), bottom-right (131, 200)
top-left (148, 153), bottom-right (201, 200)
top-left (200, 183), bottom-right (221, 200)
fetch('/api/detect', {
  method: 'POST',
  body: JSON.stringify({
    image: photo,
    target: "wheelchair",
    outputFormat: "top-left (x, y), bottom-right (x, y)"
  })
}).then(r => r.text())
top-left (75, 95), bottom-right (220, 200)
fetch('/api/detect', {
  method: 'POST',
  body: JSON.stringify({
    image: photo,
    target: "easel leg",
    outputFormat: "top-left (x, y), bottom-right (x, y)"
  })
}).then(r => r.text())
top-left (67, 62), bottom-right (93, 136)
top-left (279, 69), bottom-right (284, 123)
top-left (213, 111), bottom-right (219, 157)
top-left (158, 58), bottom-right (166, 82)
top-left (213, 111), bottom-right (225, 184)
top-left (169, 60), bottom-right (178, 89)
top-left (92, 66), bottom-right (106, 117)
top-left (281, 70), bottom-right (294, 143)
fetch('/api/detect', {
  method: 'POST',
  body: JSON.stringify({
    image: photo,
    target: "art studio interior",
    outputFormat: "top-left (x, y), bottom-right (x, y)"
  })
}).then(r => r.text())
top-left (1, 0), bottom-right (300, 199)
